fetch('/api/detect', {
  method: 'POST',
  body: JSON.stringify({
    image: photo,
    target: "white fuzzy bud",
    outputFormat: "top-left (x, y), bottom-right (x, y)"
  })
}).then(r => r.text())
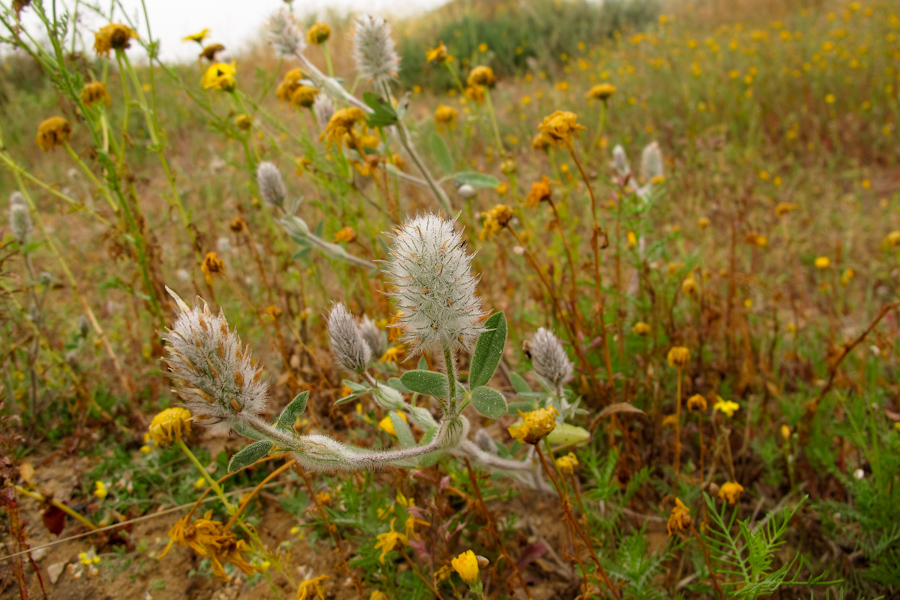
top-left (313, 93), bottom-right (335, 131)
top-left (530, 327), bottom-right (574, 386)
top-left (358, 315), bottom-right (385, 358)
top-left (327, 303), bottom-right (372, 373)
top-left (384, 214), bottom-right (486, 356)
top-left (612, 144), bottom-right (631, 179)
top-left (9, 192), bottom-right (32, 245)
top-left (162, 287), bottom-right (269, 435)
top-left (352, 15), bottom-right (400, 86)
top-left (265, 8), bottom-right (306, 58)
top-left (640, 141), bottom-right (664, 182)
top-left (257, 161), bottom-right (287, 209)
top-left (457, 184), bottom-right (476, 199)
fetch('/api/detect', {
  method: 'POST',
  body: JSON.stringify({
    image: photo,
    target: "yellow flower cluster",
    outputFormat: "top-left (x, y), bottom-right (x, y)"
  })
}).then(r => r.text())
top-left (508, 406), bottom-right (559, 445)
top-left (161, 510), bottom-right (257, 580)
top-left (538, 110), bottom-right (585, 148)
top-left (321, 107), bottom-right (369, 150)
top-left (148, 407), bottom-right (192, 446)
top-left (35, 117), bottom-right (71, 152)
top-left (201, 62), bottom-right (236, 92)
top-left (93, 23), bottom-right (137, 56)
top-left (479, 204), bottom-right (514, 240)
top-left (306, 22), bottom-right (331, 45)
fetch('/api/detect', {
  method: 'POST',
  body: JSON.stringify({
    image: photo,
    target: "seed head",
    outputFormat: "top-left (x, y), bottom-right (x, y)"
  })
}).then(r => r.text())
top-left (327, 303), bottom-right (372, 373)
top-left (312, 93), bottom-right (335, 130)
top-left (256, 162), bottom-right (287, 209)
top-left (529, 328), bottom-right (574, 386)
top-left (384, 214), bottom-right (486, 356)
top-left (352, 15), bottom-right (400, 86)
top-left (9, 192), bottom-right (32, 245)
top-left (612, 144), bottom-right (631, 178)
top-left (641, 141), bottom-right (664, 182)
top-left (265, 8), bottom-right (306, 58)
top-left (162, 288), bottom-right (268, 435)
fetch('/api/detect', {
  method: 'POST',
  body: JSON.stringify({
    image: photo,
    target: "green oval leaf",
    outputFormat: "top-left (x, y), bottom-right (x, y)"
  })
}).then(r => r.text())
top-left (429, 131), bottom-right (454, 174)
top-left (454, 171), bottom-right (501, 189)
top-left (227, 440), bottom-right (273, 473)
top-left (400, 370), bottom-right (449, 399)
top-left (276, 391), bottom-right (308, 433)
top-left (469, 312), bottom-right (507, 389)
top-left (389, 412), bottom-right (415, 449)
top-left (471, 386), bottom-right (508, 419)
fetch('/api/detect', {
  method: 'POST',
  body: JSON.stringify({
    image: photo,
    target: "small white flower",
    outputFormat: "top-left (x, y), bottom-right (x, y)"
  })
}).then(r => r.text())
top-left (265, 8), bottom-right (306, 58)
top-left (352, 15), bottom-right (400, 86)
top-left (640, 141), bottom-right (664, 182)
top-left (312, 93), bottom-right (335, 131)
top-left (612, 144), bottom-right (631, 179)
top-left (384, 214), bottom-right (486, 356)
top-left (9, 192), bottom-right (32, 245)
top-left (327, 303), bottom-right (372, 373)
top-left (529, 328), bottom-right (574, 386)
top-left (257, 161), bottom-right (287, 209)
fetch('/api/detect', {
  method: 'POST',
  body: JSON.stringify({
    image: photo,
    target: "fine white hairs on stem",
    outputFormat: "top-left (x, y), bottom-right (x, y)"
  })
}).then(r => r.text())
top-left (358, 315), bottom-right (385, 358)
top-left (9, 192), bottom-right (32, 245)
top-left (384, 214), bottom-right (486, 356)
top-left (265, 8), bottom-right (306, 58)
top-left (352, 15), bottom-right (400, 86)
top-left (612, 144), bottom-right (631, 179)
top-left (257, 161), bottom-right (287, 209)
top-left (640, 141), bottom-right (664, 182)
top-left (312, 93), bottom-right (335, 131)
top-left (162, 287), bottom-right (268, 435)
top-left (327, 303), bottom-right (372, 373)
top-left (529, 327), bottom-right (574, 387)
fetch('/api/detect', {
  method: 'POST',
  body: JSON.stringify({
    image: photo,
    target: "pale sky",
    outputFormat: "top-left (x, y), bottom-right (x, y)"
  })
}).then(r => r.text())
top-left (13, 0), bottom-right (448, 62)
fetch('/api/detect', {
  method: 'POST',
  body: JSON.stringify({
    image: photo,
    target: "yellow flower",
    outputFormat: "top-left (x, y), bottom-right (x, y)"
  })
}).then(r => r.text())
top-left (277, 68), bottom-right (306, 101)
top-left (538, 110), bottom-right (586, 148)
top-left (378, 412), bottom-right (408, 436)
top-left (687, 394), bottom-right (707, 412)
top-left (321, 107), bottom-right (368, 150)
top-left (235, 114), bottom-right (252, 130)
top-left (587, 83), bottom-right (616, 101)
top-left (531, 133), bottom-right (550, 151)
top-left (148, 407), bottom-right (192, 446)
top-left (374, 518), bottom-right (409, 563)
top-left (667, 346), bottom-right (690, 368)
top-left (662, 414), bottom-right (678, 428)
top-left (139, 445), bottom-right (151, 454)
top-left (161, 511), bottom-right (257, 580)
top-left (825, 93), bottom-right (836, 104)
top-left (80, 81), bottom-right (111, 107)
top-left (306, 23), bottom-right (331, 45)
top-left (479, 204), bottom-right (514, 240)
top-left (370, 593), bottom-right (389, 600)
top-left (451, 550), bottom-right (480, 584)
top-left (775, 202), bottom-right (798, 217)
top-left (781, 424), bottom-right (791, 440)
top-left (201, 252), bottom-right (225, 284)
top-left (195, 477), bottom-right (207, 490)
top-left (465, 84), bottom-right (486, 105)
top-left (94, 481), bottom-right (108, 499)
top-left (526, 175), bottom-right (558, 208)
top-left (667, 498), bottom-right (691, 536)
top-left (632, 322), bottom-right (651, 336)
top-left (182, 29), bottom-right (210, 44)
top-left (840, 268), bottom-right (854, 286)
top-left (434, 105), bottom-right (459, 130)
top-left (199, 43), bottom-right (225, 62)
top-left (681, 274), bottom-right (698, 297)
top-left (380, 346), bottom-right (404, 365)
top-left (713, 398), bottom-right (740, 418)
top-left (718, 482), bottom-right (744, 505)
top-left (35, 117), bottom-right (71, 152)
top-left (427, 42), bottom-right (449, 63)
top-left (814, 256), bottom-right (830, 269)
top-left (290, 85), bottom-right (319, 109)
top-left (627, 231), bottom-right (637, 246)
top-left (333, 226), bottom-right (357, 243)
top-left (508, 406), bottom-right (559, 444)
top-left (467, 65), bottom-right (496, 87)
top-left (882, 231), bottom-right (900, 250)
top-left (93, 23), bottom-right (138, 56)
top-left (201, 62), bottom-right (236, 92)
top-left (698, 217), bottom-right (710, 229)
top-left (555, 452), bottom-right (579, 474)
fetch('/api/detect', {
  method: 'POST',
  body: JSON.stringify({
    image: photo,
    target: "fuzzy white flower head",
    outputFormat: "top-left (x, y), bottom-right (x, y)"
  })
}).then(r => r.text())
top-left (358, 315), bottom-right (385, 358)
top-left (352, 15), bottom-right (400, 86)
top-left (384, 214), bottom-right (486, 356)
top-left (162, 287), bottom-right (268, 435)
top-left (312, 93), bottom-right (335, 131)
top-left (327, 303), bottom-right (372, 373)
top-left (256, 161), bottom-right (287, 209)
top-left (9, 192), bottom-right (32, 245)
top-left (529, 327), bottom-right (574, 386)
top-left (640, 141), bottom-right (664, 182)
top-left (612, 144), bottom-right (631, 179)
top-left (266, 8), bottom-right (306, 58)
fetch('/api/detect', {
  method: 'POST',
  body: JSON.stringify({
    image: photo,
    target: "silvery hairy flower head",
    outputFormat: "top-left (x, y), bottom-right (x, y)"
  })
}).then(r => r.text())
top-left (327, 303), bottom-right (372, 373)
top-left (266, 8), bottom-right (306, 58)
top-left (312, 93), bottom-right (335, 131)
top-left (352, 15), bottom-right (400, 86)
top-left (641, 141), bottom-right (664, 182)
top-left (256, 161), bottom-right (287, 209)
top-left (9, 192), bottom-right (32, 245)
top-left (162, 287), bottom-right (268, 435)
top-left (384, 214), bottom-right (486, 356)
top-left (612, 144), bottom-right (631, 179)
top-left (358, 315), bottom-right (385, 358)
top-left (529, 327), bottom-right (574, 386)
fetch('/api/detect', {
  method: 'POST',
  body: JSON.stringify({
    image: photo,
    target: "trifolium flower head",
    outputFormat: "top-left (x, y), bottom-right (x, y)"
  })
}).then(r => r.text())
top-left (529, 328), bottom-right (574, 386)
top-left (612, 144), bottom-right (631, 179)
top-left (256, 161), bottom-right (287, 209)
top-left (162, 287), bottom-right (268, 435)
top-left (312, 93), bottom-right (335, 131)
top-left (352, 15), bottom-right (400, 86)
top-left (9, 192), bottom-right (32, 245)
top-left (384, 214), bottom-right (486, 356)
top-left (327, 303), bottom-right (372, 373)
top-left (640, 141), bottom-right (664, 183)
top-left (265, 8), bottom-right (306, 58)
top-left (358, 315), bottom-right (385, 358)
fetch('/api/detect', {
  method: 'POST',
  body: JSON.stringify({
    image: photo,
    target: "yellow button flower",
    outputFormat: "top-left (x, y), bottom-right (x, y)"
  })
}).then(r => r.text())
top-left (508, 406), bottom-right (559, 445)
top-left (290, 85), bottom-right (319, 109)
top-left (35, 117), bottom-right (71, 152)
top-left (632, 322), bottom-right (651, 336)
top-left (687, 394), bottom-right (707, 412)
top-left (467, 65), bottom-right (496, 87)
top-left (718, 481), bottom-right (744, 505)
top-left (538, 110), bottom-right (586, 148)
top-left (451, 550), bottom-right (480, 584)
top-left (814, 256), bottom-right (830, 269)
top-left (667, 346), bottom-right (690, 368)
top-left (427, 42), bottom-right (449, 63)
top-left (667, 498), bottom-right (691, 536)
top-left (201, 62), bottom-right (237, 92)
top-left (199, 43), bottom-right (225, 62)
top-left (555, 452), bottom-right (579, 474)
top-left (148, 407), bottom-right (192, 446)
top-left (434, 104), bottom-right (459, 130)
top-left (306, 22), bottom-right (331, 45)
top-left (320, 107), bottom-right (369, 150)
top-left (182, 29), bottom-right (211, 44)
top-left (93, 23), bottom-right (138, 56)
top-left (80, 81), bottom-right (111, 107)
top-left (587, 83), bottom-right (616, 101)
top-left (479, 204), bottom-right (514, 240)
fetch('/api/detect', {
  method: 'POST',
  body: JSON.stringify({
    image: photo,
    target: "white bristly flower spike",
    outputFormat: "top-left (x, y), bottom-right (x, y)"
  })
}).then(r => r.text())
top-left (612, 144), bottom-right (631, 179)
top-left (358, 315), bottom-right (385, 358)
top-left (9, 192), bottom-right (32, 245)
top-left (530, 328), bottom-right (574, 387)
top-left (265, 8), bottom-right (306, 58)
top-left (257, 161), bottom-right (287, 210)
top-left (312, 93), bottom-right (335, 131)
top-left (641, 141), bottom-right (664, 182)
top-left (352, 15), bottom-right (400, 87)
top-left (327, 303), bottom-right (372, 373)
top-left (162, 287), bottom-right (268, 435)
top-left (384, 214), bottom-right (486, 356)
